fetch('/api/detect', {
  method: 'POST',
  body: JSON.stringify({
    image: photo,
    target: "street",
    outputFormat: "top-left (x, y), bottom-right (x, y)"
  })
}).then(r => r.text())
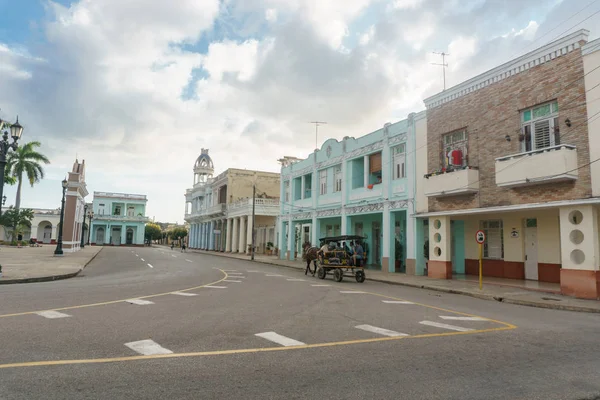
top-left (0, 247), bottom-right (599, 400)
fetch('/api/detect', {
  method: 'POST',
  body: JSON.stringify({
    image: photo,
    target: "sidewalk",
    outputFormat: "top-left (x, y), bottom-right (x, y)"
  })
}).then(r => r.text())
top-left (188, 248), bottom-right (600, 313)
top-left (0, 245), bottom-right (103, 284)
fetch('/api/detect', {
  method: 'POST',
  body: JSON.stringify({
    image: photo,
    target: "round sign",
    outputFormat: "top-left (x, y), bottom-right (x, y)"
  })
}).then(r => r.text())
top-left (475, 230), bottom-right (486, 244)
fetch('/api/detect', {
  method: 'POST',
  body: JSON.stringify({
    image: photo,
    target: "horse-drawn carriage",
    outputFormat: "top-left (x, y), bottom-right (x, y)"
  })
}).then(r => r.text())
top-left (315, 235), bottom-right (366, 283)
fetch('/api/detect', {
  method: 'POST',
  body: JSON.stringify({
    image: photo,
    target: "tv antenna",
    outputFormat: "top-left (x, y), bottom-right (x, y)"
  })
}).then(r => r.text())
top-left (431, 52), bottom-right (450, 91)
top-left (310, 121), bottom-right (327, 150)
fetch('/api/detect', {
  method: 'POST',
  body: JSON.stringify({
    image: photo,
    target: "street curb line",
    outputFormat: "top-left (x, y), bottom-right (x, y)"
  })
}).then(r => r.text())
top-left (0, 247), bottom-right (104, 285)
top-left (189, 249), bottom-right (600, 314)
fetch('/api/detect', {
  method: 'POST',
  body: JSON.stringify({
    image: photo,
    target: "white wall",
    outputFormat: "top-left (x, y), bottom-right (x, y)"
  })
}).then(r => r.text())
top-left (583, 41), bottom-right (600, 196)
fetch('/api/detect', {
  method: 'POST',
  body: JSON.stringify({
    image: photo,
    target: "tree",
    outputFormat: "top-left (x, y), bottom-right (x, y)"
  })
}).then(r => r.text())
top-left (6, 141), bottom-right (50, 210)
top-left (144, 223), bottom-right (162, 242)
top-left (168, 227), bottom-right (188, 242)
top-left (0, 207), bottom-right (34, 242)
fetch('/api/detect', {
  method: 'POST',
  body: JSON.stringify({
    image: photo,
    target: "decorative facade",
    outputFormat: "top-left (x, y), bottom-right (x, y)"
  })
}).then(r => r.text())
top-left (90, 192), bottom-right (149, 246)
top-left (278, 112), bottom-right (428, 274)
top-left (184, 149), bottom-right (280, 254)
top-left (0, 208), bottom-right (61, 243)
top-left (417, 29), bottom-right (600, 299)
top-left (62, 159), bottom-right (88, 252)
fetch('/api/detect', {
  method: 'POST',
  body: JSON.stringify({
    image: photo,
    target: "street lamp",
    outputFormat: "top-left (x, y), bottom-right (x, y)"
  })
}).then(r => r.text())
top-left (54, 178), bottom-right (68, 256)
top-left (80, 204), bottom-right (88, 249)
top-left (87, 210), bottom-right (94, 245)
top-left (0, 115), bottom-right (23, 216)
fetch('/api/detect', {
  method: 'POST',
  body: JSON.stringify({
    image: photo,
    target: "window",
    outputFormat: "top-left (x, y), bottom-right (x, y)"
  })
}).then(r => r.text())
top-left (355, 222), bottom-right (363, 236)
top-left (319, 169), bottom-right (327, 195)
top-left (326, 225), bottom-right (333, 236)
top-left (520, 101), bottom-right (559, 152)
top-left (284, 181), bottom-right (290, 203)
top-left (369, 152), bottom-right (383, 184)
top-left (303, 173), bottom-right (312, 199)
top-left (392, 144), bottom-right (406, 179)
top-left (334, 165), bottom-right (342, 192)
top-left (293, 177), bottom-right (302, 201)
top-left (442, 130), bottom-right (467, 168)
top-left (480, 220), bottom-right (504, 259)
top-left (352, 158), bottom-right (365, 189)
top-left (127, 206), bottom-right (135, 217)
top-left (114, 206), bottom-right (121, 216)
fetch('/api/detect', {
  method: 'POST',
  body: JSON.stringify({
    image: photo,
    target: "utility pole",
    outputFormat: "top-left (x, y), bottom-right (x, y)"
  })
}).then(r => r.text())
top-left (251, 183), bottom-right (256, 261)
top-left (431, 52), bottom-right (450, 91)
top-left (310, 121), bottom-right (327, 150)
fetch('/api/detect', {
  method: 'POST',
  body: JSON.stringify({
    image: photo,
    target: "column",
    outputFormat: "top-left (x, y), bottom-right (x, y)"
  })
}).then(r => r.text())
top-left (363, 155), bottom-right (369, 188)
top-left (246, 214), bottom-right (253, 254)
top-left (415, 219), bottom-right (426, 276)
top-left (428, 216), bottom-right (452, 279)
top-left (311, 214), bottom-right (318, 246)
top-left (341, 212), bottom-right (348, 235)
top-left (209, 221), bottom-right (214, 250)
top-left (232, 217), bottom-right (239, 252)
top-left (195, 224), bottom-right (200, 248)
top-left (382, 203), bottom-right (392, 273)
top-left (559, 205), bottom-right (600, 299)
top-left (405, 112), bottom-right (418, 275)
top-left (222, 218), bottom-right (227, 251)
top-left (278, 219), bottom-right (286, 260)
top-left (287, 222), bottom-right (295, 261)
top-left (381, 143), bottom-right (391, 199)
top-left (203, 223), bottom-right (208, 249)
top-left (238, 216), bottom-right (246, 254)
top-left (120, 225), bottom-right (126, 246)
top-left (201, 223), bottom-right (206, 249)
top-left (191, 224), bottom-right (196, 248)
top-left (226, 218), bottom-right (233, 252)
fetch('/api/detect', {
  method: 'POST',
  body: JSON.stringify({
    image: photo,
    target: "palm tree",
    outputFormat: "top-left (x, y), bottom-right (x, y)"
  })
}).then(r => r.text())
top-left (7, 141), bottom-right (50, 210)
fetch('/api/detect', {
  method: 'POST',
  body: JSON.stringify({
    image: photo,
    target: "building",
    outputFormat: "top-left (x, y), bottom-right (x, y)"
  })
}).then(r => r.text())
top-left (0, 208), bottom-right (60, 243)
top-left (278, 113), bottom-right (427, 274)
top-left (90, 192), bottom-right (149, 246)
top-left (417, 29), bottom-right (600, 299)
top-left (61, 159), bottom-right (89, 252)
top-left (184, 149), bottom-right (280, 254)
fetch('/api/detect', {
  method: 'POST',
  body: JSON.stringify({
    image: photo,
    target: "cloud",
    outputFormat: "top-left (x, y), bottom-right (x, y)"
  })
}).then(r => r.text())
top-left (2, 0), bottom-right (600, 222)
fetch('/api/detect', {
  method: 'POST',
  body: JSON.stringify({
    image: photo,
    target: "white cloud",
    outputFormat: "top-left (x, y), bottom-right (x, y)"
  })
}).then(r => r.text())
top-left (265, 8), bottom-right (278, 22)
top-left (391, 0), bottom-right (424, 10)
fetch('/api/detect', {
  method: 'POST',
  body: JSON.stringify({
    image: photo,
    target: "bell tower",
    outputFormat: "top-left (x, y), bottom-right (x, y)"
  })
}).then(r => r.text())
top-left (194, 148), bottom-right (214, 185)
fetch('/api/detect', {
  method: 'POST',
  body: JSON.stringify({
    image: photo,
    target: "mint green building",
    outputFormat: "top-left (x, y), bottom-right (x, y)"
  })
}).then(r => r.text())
top-left (90, 192), bottom-right (149, 246)
top-left (278, 112), bottom-right (428, 274)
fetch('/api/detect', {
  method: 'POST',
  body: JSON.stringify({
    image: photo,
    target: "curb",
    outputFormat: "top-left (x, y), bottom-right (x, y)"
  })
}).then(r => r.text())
top-left (190, 249), bottom-right (600, 314)
top-left (0, 247), bottom-right (104, 285)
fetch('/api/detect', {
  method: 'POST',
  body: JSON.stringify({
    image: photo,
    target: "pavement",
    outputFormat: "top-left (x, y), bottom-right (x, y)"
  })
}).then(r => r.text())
top-left (187, 248), bottom-right (600, 313)
top-left (1, 246), bottom-right (599, 400)
top-left (0, 244), bottom-right (103, 284)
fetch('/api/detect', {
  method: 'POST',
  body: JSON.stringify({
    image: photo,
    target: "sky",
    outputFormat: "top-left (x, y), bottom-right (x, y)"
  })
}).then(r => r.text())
top-left (1, 0), bottom-right (599, 224)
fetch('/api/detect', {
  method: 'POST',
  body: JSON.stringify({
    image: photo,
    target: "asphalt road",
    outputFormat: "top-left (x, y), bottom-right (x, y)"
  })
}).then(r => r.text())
top-left (0, 246), bottom-right (599, 400)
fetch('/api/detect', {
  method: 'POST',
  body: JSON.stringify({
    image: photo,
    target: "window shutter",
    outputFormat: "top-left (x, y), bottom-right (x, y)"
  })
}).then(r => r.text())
top-left (369, 152), bottom-right (382, 173)
top-left (534, 120), bottom-right (550, 149)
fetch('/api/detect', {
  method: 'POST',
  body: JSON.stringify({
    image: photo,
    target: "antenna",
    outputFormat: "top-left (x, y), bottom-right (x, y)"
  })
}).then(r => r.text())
top-left (431, 52), bottom-right (450, 91)
top-left (310, 121), bottom-right (327, 150)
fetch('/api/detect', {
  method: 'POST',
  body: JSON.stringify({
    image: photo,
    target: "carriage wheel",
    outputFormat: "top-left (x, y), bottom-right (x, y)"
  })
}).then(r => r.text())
top-left (355, 270), bottom-right (365, 283)
top-left (333, 269), bottom-right (343, 282)
top-left (317, 267), bottom-right (326, 279)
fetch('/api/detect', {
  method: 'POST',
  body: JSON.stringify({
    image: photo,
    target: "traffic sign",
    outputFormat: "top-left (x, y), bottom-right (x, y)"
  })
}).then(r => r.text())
top-left (475, 230), bottom-right (485, 244)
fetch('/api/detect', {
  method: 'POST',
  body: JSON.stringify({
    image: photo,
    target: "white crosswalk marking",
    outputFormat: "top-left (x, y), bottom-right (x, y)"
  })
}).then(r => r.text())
top-left (35, 310), bottom-right (71, 319)
top-left (205, 286), bottom-right (227, 289)
top-left (223, 270), bottom-right (238, 272)
top-left (140, 258), bottom-right (145, 262)
top-left (171, 291), bottom-right (198, 296)
top-left (135, 254), bottom-right (139, 257)
top-left (382, 300), bottom-right (414, 304)
top-left (247, 270), bottom-right (261, 273)
top-left (311, 284), bottom-right (331, 287)
top-left (224, 280), bottom-right (242, 283)
top-left (419, 321), bottom-right (474, 332)
top-left (340, 291), bottom-right (366, 294)
top-left (147, 264), bottom-right (154, 268)
top-left (171, 255), bottom-right (177, 258)
top-left (287, 278), bottom-right (305, 281)
top-left (255, 332), bottom-right (306, 347)
top-left (355, 324), bottom-right (409, 337)
top-left (126, 299), bottom-right (154, 305)
top-left (439, 316), bottom-right (488, 321)
top-left (124, 339), bottom-right (173, 355)
top-left (185, 259), bottom-right (193, 263)
top-left (228, 273), bottom-right (244, 275)
top-left (266, 274), bottom-right (283, 277)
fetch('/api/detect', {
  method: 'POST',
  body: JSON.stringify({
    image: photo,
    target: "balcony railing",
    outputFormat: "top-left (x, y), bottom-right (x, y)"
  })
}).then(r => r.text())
top-left (424, 167), bottom-right (479, 197)
top-left (207, 203), bottom-right (227, 215)
top-left (495, 144), bottom-right (578, 187)
top-left (93, 214), bottom-right (150, 222)
top-left (228, 198), bottom-right (280, 210)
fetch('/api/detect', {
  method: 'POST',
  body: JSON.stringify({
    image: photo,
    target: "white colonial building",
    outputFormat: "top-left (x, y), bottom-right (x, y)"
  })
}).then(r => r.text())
top-left (184, 149), bottom-right (280, 254)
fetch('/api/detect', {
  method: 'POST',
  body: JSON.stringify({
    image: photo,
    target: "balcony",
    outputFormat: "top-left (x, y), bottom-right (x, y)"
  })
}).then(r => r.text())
top-left (93, 214), bottom-right (150, 222)
top-left (424, 167), bottom-right (479, 197)
top-left (207, 203), bottom-right (226, 215)
top-left (495, 145), bottom-right (578, 187)
top-left (227, 198), bottom-right (280, 217)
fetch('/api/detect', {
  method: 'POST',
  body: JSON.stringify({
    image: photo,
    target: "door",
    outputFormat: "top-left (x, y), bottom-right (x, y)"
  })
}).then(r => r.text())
top-left (96, 228), bottom-right (105, 245)
top-left (43, 225), bottom-right (52, 244)
top-left (302, 224), bottom-right (311, 245)
top-left (126, 229), bottom-right (134, 245)
top-left (111, 228), bottom-right (121, 245)
top-left (524, 219), bottom-right (538, 280)
top-left (372, 222), bottom-right (381, 267)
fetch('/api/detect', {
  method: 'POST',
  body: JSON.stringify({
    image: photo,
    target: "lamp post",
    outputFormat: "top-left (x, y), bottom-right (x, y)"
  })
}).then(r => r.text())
top-left (54, 178), bottom-right (68, 256)
top-left (251, 183), bottom-right (256, 261)
top-left (87, 210), bottom-right (94, 245)
top-left (0, 116), bottom-right (23, 216)
top-left (81, 204), bottom-right (88, 248)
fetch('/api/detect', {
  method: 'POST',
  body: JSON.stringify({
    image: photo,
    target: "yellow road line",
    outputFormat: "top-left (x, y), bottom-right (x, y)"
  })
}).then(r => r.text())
top-left (0, 326), bottom-right (515, 370)
top-left (0, 270), bottom-right (229, 319)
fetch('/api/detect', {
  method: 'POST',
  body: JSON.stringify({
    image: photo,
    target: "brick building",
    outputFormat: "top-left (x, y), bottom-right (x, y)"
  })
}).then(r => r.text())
top-left (62, 159), bottom-right (88, 252)
top-left (416, 29), bottom-right (600, 299)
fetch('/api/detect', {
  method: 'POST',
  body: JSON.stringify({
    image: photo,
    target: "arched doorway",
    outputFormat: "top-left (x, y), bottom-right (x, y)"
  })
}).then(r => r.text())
top-left (126, 228), bottom-right (134, 245)
top-left (37, 221), bottom-right (53, 244)
top-left (96, 227), bottom-right (105, 245)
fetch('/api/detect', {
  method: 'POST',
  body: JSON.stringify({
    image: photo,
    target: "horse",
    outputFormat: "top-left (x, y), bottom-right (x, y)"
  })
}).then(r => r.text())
top-left (303, 243), bottom-right (320, 276)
